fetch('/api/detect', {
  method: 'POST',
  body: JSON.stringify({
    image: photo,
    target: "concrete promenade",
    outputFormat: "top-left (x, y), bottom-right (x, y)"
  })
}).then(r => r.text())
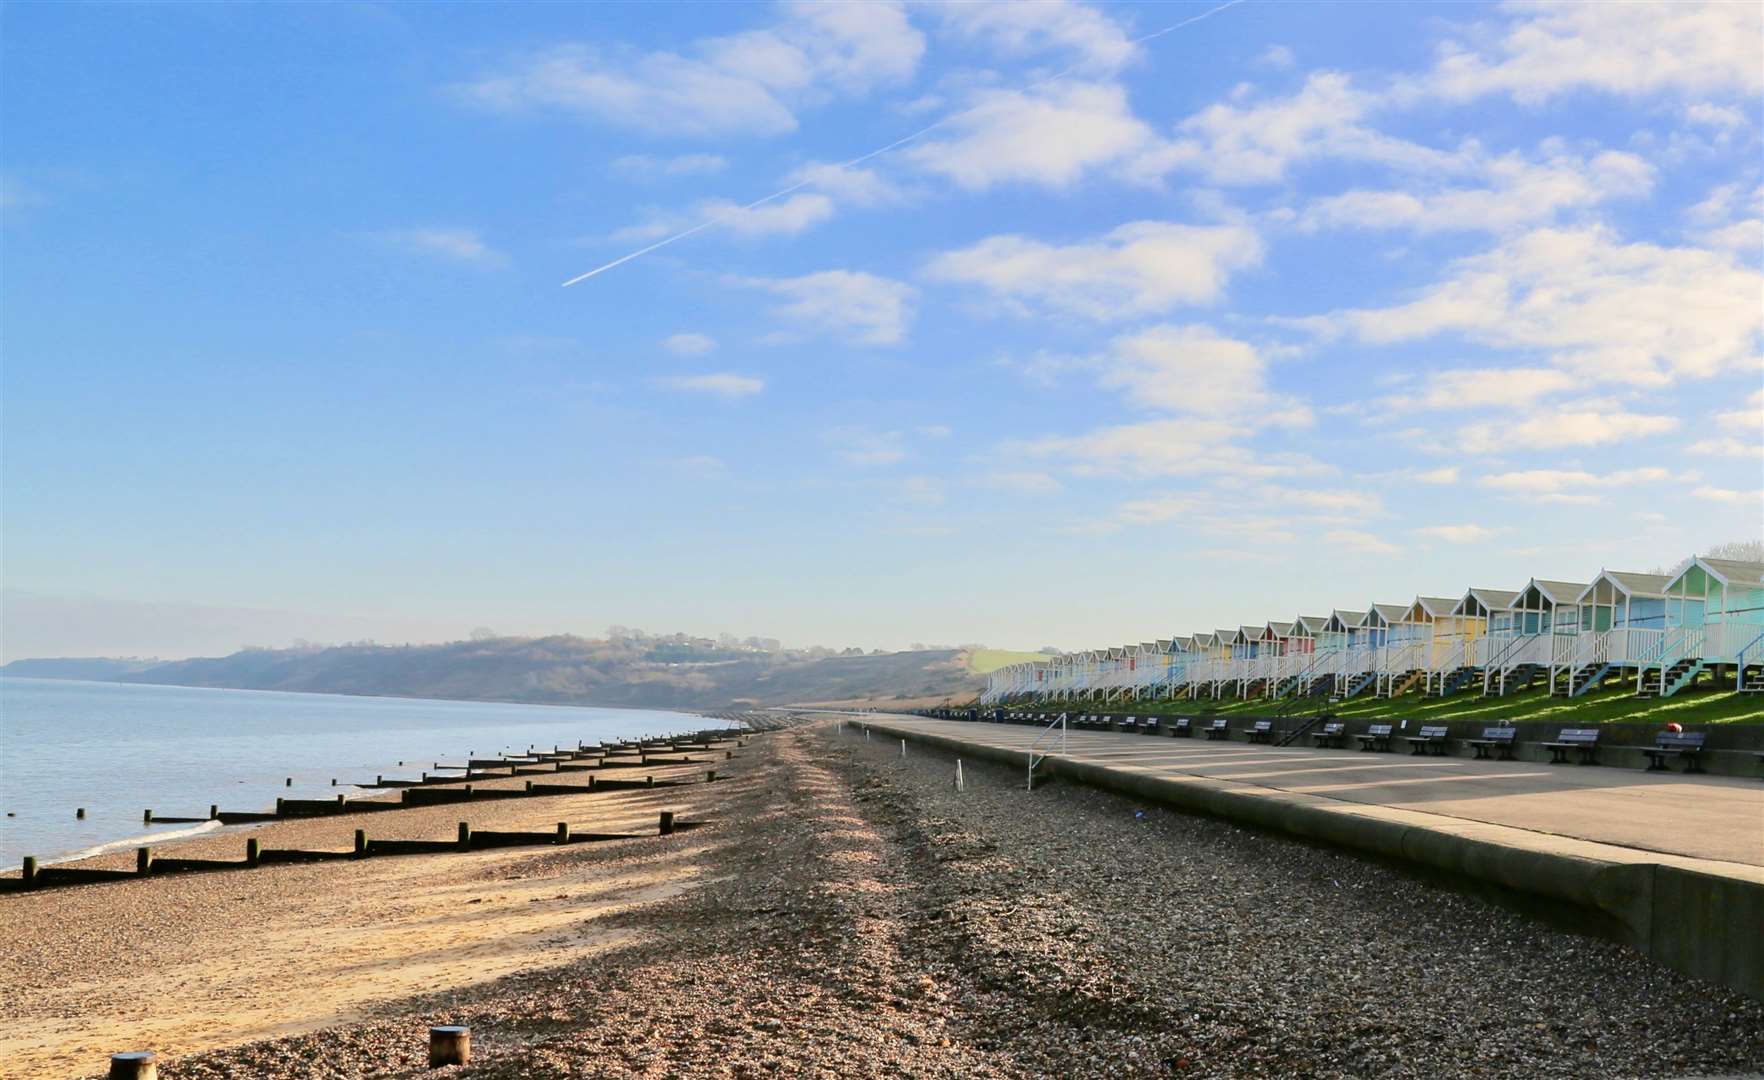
top-left (859, 716), bottom-right (1764, 1000)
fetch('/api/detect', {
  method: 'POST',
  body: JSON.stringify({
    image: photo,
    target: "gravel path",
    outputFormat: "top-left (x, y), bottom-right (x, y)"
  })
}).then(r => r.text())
top-left (40, 720), bottom-right (1764, 1079)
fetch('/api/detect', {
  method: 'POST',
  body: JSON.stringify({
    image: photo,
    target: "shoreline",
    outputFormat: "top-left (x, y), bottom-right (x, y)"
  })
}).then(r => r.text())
top-left (5, 718), bottom-right (1759, 1079)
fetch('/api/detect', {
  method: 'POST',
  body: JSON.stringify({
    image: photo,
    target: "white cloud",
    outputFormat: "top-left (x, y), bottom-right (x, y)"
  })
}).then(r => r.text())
top-left (1100, 325), bottom-right (1310, 425)
top-left (662, 333), bottom-right (716, 356)
top-left (1324, 529), bottom-right (1399, 555)
top-left (925, 221), bottom-right (1262, 321)
top-left (376, 227), bottom-right (506, 267)
top-left (1416, 523), bottom-right (1508, 543)
top-left (930, 0), bottom-right (1138, 72)
top-left (1692, 485), bottom-right (1764, 506)
top-left (1477, 466), bottom-right (1673, 504)
top-left (1421, 1), bottom-right (1764, 105)
top-left (1685, 102), bottom-right (1746, 130)
top-left (828, 427), bottom-right (907, 466)
top-left (1384, 367), bottom-right (1576, 410)
top-left (1303, 148), bottom-right (1654, 234)
top-left (742, 269), bottom-right (916, 345)
top-left (611, 153), bottom-right (728, 178)
top-left (905, 81), bottom-right (1156, 189)
top-left (1688, 390), bottom-right (1764, 457)
top-left (1017, 418), bottom-right (1328, 480)
top-left (987, 470), bottom-right (1063, 495)
top-left (613, 192), bottom-right (836, 242)
top-left (1143, 72), bottom-right (1465, 186)
top-left (1310, 226), bottom-right (1764, 388)
top-left (674, 455), bottom-right (728, 478)
top-left (890, 475), bottom-right (945, 506)
top-left (459, 1), bottom-right (924, 136)
top-left (656, 373), bottom-right (765, 398)
top-left (918, 424), bottom-right (952, 439)
top-left (786, 162), bottom-right (905, 207)
top-left (1256, 45), bottom-right (1295, 70)
top-left (1456, 401), bottom-right (1680, 453)
top-left (1, 175), bottom-right (46, 211)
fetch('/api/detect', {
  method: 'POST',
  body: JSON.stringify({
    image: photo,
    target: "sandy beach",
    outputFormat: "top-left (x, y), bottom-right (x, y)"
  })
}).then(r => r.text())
top-left (4, 719), bottom-right (1762, 1078)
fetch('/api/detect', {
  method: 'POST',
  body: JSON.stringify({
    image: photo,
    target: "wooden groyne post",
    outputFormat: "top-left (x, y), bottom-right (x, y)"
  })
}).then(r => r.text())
top-left (457, 822), bottom-right (471, 852)
top-left (20, 856), bottom-right (36, 889)
top-left (135, 848), bottom-right (152, 876)
top-left (429, 1026), bottom-right (470, 1067)
top-left (108, 1051), bottom-right (157, 1079)
top-left (659, 811), bottom-right (676, 836)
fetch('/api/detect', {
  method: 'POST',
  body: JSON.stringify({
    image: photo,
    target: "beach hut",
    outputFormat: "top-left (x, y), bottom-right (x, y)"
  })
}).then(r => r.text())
top-left (1262, 620), bottom-right (1299, 699)
top-left (1435, 587), bottom-right (1518, 697)
top-left (1324, 610), bottom-right (1372, 696)
top-left (1643, 556), bottom-right (1764, 696)
top-left (1482, 578), bottom-right (1587, 696)
top-left (1555, 570), bottom-right (1669, 696)
top-left (1232, 625), bottom-right (1272, 698)
top-left (1209, 629), bottom-right (1237, 698)
top-left (1365, 602), bottom-right (1428, 697)
top-left (1401, 596), bottom-right (1459, 695)
top-left (1275, 615), bottom-right (1331, 698)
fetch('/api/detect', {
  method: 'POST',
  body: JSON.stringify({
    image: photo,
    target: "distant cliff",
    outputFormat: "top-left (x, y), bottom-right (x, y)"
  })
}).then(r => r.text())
top-left (1, 657), bottom-right (163, 680)
top-left (73, 635), bottom-right (984, 709)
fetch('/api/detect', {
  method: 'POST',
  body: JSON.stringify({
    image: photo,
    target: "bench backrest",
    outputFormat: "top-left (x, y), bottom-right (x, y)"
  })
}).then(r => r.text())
top-left (1174, 718), bottom-right (1192, 731)
top-left (1556, 728), bottom-right (1600, 745)
top-left (1251, 720), bottom-right (1272, 732)
top-left (1208, 718), bottom-right (1227, 730)
top-left (1366, 723), bottom-right (1392, 736)
top-left (1418, 725), bottom-right (1449, 739)
top-left (1322, 722), bottom-right (1345, 735)
top-left (1654, 731), bottom-right (1706, 750)
top-left (1481, 726), bottom-right (1517, 740)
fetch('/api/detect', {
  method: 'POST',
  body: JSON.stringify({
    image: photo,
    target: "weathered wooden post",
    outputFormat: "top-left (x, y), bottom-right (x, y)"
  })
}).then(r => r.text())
top-left (377, 775), bottom-right (384, 785)
top-left (659, 811), bottom-right (676, 836)
top-left (108, 1051), bottom-right (157, 1078)
top-left (21, 856), bottom-right (36, 889)
top-left (726, 750), bottom-right (733, 760)
top-left (428, 1026), bottom-right (470, 1067)
top-left (135, 847), bottom-right (152, 876)
top-left (336, 794), bottom-right (346, 807)
top-left (76, 807), bottom-right (86, 819)
top-left (524, 780), bottom-right (533, 793)
top-left (143, 809), bottom-right (152, 824)
top-left (645, 775), bottom-right (655, 789)
top-left (331, 778), bottom-right (337, 786)
top-left (209, 805), bottom-right (218, 820)
top-left (246, 838), bottom-right (261, 867)
top-left (706, 769), bottom-right (717, 783)
top-left (587, 774), bottom-right (596, 790)
top-left (354, 829), bottom-right (367, 857)
top-left (276, 798), bottom-right (284, 815)
top-left (457, 822), bottom-right (471, 852)
top-left (285, 777), bottom-right (292, 787)
top-left (463, 784), bottom-right (474, 798)
top-left (555, 822), bottom-right (570, 844)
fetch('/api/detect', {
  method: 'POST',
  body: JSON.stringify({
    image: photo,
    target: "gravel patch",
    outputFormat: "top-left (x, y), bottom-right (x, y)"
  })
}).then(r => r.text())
top-left (35, 721), bottom-right (1764, 1079)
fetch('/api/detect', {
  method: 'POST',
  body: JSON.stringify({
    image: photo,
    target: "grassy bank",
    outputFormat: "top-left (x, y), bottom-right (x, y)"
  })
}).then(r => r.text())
top-left (1016, 686), bottom-right (1764, 726)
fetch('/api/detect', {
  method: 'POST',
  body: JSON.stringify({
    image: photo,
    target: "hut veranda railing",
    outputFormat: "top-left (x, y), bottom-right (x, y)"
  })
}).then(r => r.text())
top-left (1027, 712), bottom-right (1068, 791)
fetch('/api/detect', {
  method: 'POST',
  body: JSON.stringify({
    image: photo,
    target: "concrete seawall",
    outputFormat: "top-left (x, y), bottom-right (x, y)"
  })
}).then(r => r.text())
top-left (859, 717), bottom-right (1764, 1002)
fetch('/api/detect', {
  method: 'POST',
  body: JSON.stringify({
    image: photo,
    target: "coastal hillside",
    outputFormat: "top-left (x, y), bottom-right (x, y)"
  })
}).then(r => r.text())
top-left (63, 636), bottom-right (986, 709)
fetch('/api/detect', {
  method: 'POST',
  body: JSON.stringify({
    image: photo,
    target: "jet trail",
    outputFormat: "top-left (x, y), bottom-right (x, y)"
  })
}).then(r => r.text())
top-left (562, 0), bottom-right (1249, 288)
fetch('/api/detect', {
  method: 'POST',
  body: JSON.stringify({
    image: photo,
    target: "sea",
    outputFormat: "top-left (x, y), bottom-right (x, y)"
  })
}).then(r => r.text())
top-left (0, 677), bottom-right (717, 869)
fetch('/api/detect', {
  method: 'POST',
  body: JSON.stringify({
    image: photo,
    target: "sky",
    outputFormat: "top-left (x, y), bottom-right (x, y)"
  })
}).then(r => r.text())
top-left (2, 0), bottom-right (1761, 662)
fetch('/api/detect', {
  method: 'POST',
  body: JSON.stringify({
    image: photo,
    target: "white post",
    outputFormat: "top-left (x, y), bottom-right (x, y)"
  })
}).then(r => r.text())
top-left (900, 738), bottom-right (907, 758)
top-left (955, 759), bottom-right (964, 791)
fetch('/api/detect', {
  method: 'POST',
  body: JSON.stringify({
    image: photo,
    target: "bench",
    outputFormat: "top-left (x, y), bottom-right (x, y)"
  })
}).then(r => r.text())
top-left (1246, 719), bottom-right (1275, 744)
top-left (1171, 717), bottom-right (1193, 738)
top-left (1141, 717), bottom-right (1162, 734)
top-left (1312, 721), bottom-right (1346, 749)
top-left (1542, 728), bottom-right (1600, 765)
top-left (1405, 725), bottom-right (1450, 755)
top-left (1204, 718), bottom-right (1230, 740)
top-left (1466, 726), bottom-right (1518, 761)
top-left (1355, 723), bottom-right (1394, 752)
top-left (1643, 731), bottom-right (1706, 773)
top-left (1117, 716), bottom-right (1140, 732)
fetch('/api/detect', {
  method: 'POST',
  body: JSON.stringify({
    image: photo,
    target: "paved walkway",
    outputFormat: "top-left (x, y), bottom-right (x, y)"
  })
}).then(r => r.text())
top-left (864, 719), bottom-right (1764, 870)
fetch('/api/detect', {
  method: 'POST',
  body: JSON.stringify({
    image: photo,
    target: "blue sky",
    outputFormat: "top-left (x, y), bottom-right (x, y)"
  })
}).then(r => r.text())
top-left (3, 0), bottom-right (1761, 660)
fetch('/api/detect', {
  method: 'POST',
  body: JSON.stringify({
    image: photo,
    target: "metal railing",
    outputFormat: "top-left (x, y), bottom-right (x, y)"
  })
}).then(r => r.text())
top-left (1027, 712), bottom-right (1068, 792)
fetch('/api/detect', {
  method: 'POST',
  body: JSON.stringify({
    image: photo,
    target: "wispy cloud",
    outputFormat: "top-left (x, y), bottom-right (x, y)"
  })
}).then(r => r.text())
top-left (662, 333), bottom-right (716, 357)
top-left (740, 270), bottom-right (915, 346)
top-left (656, 373), bottom-right (765, 399)
top-left (376, 227), bottom-right (507, 268)
top-left (612, 153), bottom-right (728, 178)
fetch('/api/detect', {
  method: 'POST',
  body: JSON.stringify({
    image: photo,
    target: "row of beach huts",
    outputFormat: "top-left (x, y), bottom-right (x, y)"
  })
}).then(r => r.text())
top-left (982, 555), bottom-right (1764, 705)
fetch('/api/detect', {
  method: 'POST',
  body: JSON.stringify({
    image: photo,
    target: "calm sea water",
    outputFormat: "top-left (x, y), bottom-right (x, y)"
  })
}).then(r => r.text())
top-left (0, 677), bottom-right (715, 868)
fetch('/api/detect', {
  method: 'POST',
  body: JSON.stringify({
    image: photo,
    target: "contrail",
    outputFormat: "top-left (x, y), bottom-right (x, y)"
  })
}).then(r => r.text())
top-left (562, 0), bottom-right (1249, 287)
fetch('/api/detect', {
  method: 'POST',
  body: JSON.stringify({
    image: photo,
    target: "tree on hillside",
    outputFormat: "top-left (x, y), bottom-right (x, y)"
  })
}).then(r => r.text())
top-left (1706, 539), bottom-right (1764, 562)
